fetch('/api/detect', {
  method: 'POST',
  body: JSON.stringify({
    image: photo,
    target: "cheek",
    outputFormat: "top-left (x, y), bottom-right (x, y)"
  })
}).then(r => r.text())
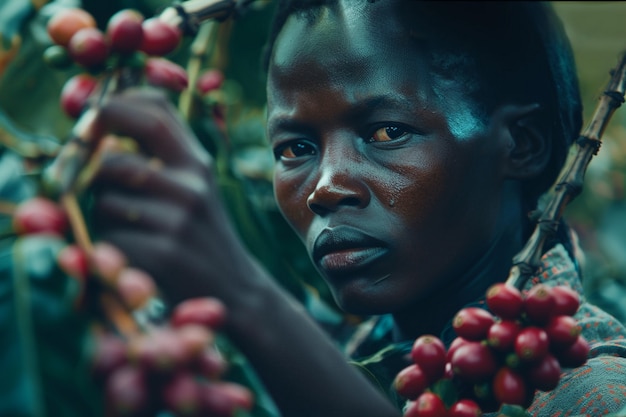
top-left (380, 149), bottom-right (451, 220)
top-left (273, 171), bottom-right (313, 235)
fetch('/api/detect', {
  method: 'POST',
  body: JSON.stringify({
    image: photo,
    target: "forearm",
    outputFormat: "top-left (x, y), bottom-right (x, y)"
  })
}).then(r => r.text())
top-left (221, 258), bottom-right (399, 417)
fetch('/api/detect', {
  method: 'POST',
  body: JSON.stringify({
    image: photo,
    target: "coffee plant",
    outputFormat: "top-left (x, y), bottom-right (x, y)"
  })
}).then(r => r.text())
top-left (0, 3), bottom-right (259, 417)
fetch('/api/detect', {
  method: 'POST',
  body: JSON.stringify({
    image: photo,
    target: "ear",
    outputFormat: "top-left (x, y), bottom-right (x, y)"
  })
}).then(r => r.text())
top-left (496, 103), bottom-right (552, 179)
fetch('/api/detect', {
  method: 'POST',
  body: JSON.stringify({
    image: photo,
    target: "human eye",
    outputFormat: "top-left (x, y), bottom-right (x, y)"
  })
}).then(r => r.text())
top-left (367, 125), bottom-right (411, 143)
top-left (273, 140), bottom-right (316, 160)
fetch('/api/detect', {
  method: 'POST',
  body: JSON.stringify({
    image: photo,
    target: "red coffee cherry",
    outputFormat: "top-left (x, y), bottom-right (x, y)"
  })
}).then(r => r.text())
top-left (410, 335), bottom-right (447, 382)
top-left (57, 244), bottom-right (89, 280)
top-left (451, 341), bottom-right (497, 382)
top-left (68, 27), bottom-right (109, 68)
top-left (13, 197), bottom-right (68, 236)
top-left (405, 392), bottom-right (447, 417)
top-left (544, 315), bottom-right (581, 350)
top-left (106, 9), bottom-right (144, 55)
top-left (106, 365), bottom-right (148, 416)
top-left (91, 333), bottom-right (129, 379)
top-left (527, 353), bottom-right (561, 391)
top-left (115, 267), bottom-right (156, 310)
top-left (447, 336), bottom-right (471, 363)
top-left (144, 57), bottom-right (189, 92)
top-left (139, 18), bottom-right (182, 56)
top-left (558, 335), bottom-right (590, 368)
top-left (177, 324), bottom-right (213, 358)
top-left (60, 73), bottom-right (98, 118)
top-left (524, 284), bottom-right (555, 324)
top-left (486, 283), bottom-right (524, 320)
top-left (393, 364), bottom-right (429, 400)
top-left (448, 399), bottom-right (483, 417)
top-left (551, 285), bottom-right (580, 317)
top-left (198, 382), bottom-right (254, 416)
top-left (171, 297), bottom-right (227, 329)
top-left (453, 307), bottom-right (495, 341)
top-left (515, 326), bottom-right (549, 362)
top-left (194, 349), bottom-right (227, 380)
top-left (129, 328), bottom-right (189, 373)
top-left (492, 367), bottom-right (528, 407)
top-left (197, 69), bottom-right (224, 94)
top-left (47, 7), bottom-right (96, 47)
top-left (163, 371), bottom-right (201, 416)
top-left (487, 320), bottom-right (521, 352)
top-left (443, 362), bottom-right (454, 380)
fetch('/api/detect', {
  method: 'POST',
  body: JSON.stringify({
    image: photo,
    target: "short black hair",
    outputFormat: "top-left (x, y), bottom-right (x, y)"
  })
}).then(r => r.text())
top-left (263, 1), bottom-right (583, 206)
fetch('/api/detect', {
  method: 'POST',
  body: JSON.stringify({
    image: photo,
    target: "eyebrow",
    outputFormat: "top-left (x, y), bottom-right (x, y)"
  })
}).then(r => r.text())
top-left (346, 95), bottom-right (416, 119)
top-left (267, 94), bottom-right (417, 138)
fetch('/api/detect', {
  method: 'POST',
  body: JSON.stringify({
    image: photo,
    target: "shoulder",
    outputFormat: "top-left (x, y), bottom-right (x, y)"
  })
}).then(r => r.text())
top-left (527, 300), bottom-right (626, 416)
top-left (528, 353), bottom-right (626, 417)
top-left (577, 301), bottom-right (626, 348)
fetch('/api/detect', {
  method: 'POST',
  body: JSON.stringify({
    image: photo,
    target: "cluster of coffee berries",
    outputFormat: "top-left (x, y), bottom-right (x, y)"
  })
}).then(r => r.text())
top-left (45, 7), bottom-right (188, 119)
top-left (10, 196), bottom-right (149, 308)
top-left (11, 196), bottom-right (254, 416)
top-left (93, 297), bottom-right (254, 417)
top-left (395, 283), bottom-right (589, 416)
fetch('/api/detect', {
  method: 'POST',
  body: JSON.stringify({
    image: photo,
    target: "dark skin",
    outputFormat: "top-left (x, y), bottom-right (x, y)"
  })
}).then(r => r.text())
top-left (91, 0), bottom-right (551, 415)
top-left (268, 0), bottom-right (550, 339)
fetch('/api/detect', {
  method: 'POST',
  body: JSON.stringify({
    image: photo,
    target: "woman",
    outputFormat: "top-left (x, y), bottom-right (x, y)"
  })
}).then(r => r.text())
top-left (91, 1), bottom-right (626, 415)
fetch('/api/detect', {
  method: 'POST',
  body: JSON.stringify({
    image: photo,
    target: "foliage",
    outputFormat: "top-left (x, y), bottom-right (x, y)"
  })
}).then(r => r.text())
top-left (0, 234), bottom-right (104, 417)
top-left (0, 1), bottom-right (346, 416)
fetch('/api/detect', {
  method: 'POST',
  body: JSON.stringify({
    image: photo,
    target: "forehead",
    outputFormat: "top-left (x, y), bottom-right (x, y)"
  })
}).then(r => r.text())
top-left (267, 1), bottom-right (435, 106)
top-left (266, 0), bottom-right (486, 138)
top-left (270, 0), bottom-right (419, 75)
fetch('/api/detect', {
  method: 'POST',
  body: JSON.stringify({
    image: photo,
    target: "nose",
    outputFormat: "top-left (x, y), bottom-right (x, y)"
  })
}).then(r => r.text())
top-left (306, 145), bottom-right (371, 215)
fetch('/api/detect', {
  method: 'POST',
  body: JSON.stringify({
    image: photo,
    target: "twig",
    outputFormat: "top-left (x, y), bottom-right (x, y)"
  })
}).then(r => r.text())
top-left (179, 22), bottom-right (218, 121)
top-left (506, 52), bottom-right (626, 289)
top-left (60, 193), bottom-right (93, 254)
top-left (159, 0), bottom-right (237, 34)
top-left (60, 191), bottom-right (142, 336)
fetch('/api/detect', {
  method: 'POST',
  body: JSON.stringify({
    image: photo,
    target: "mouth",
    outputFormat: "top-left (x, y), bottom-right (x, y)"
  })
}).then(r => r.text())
top-left (312, 226), bottom-right (389, 274)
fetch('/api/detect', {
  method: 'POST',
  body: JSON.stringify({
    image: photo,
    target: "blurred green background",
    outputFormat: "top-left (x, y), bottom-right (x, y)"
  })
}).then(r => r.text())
top-left (552, 2), bottom-right (626, 323)
top-left (1, 0), bottom-right (626, 326)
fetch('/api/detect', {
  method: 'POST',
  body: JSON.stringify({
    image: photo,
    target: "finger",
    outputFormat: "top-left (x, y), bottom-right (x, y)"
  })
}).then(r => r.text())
top-left (92, 189), bottom-right (190, 236)
top-left (92, 150), bottom-right (213, 209)
top-left (94, 230), bottom-right (202, 304)
top-left (96, 88), bottom-right (209, 167)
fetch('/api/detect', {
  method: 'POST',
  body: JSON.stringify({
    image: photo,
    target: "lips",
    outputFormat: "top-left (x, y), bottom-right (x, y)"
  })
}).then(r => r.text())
top-left (312, 226), bottom-right (389, 273)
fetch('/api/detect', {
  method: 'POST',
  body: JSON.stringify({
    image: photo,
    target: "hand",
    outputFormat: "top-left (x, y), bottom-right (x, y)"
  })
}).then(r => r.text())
top-left (88, 88), bottom-right (400, 417)
top-left (90, 88), bottom-right (255, 307)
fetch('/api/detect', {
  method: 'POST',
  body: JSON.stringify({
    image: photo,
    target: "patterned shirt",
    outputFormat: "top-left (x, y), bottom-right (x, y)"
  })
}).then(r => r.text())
top-left (346, 244), bottom-right (626, 416)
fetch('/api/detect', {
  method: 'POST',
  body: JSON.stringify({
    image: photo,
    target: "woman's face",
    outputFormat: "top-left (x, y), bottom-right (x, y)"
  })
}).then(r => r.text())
top-left (267, 0), bottom-right (513, 315)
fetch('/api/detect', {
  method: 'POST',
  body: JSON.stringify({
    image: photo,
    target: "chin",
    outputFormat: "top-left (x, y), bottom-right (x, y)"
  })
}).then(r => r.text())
top-left (332, 288), bottom-right (400, 316)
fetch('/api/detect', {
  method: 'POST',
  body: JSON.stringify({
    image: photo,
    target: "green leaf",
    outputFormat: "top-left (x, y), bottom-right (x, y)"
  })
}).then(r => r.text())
top-left (0, 234), bottom-right (104, 417)
top-left (0, 0), bottom-right (36, 48)
top-left (216, 334), bottom-right (281, 417)
top-left (430, 378), bottom-right (458, 408)
top-left (0, 2), bottom-right (75, 145)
